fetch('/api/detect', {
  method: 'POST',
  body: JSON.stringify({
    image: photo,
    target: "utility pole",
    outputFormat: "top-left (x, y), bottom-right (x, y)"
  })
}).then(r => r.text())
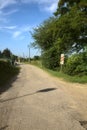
top-left (27, 45), bottom-right (30, 63)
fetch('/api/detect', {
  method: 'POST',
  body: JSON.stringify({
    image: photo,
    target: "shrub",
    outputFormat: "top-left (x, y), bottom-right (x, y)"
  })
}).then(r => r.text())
top-left (0, 60), bottom-right (19, 86)
top-left (64, 52), bottom-right (87, 76)
top-left (42, 47), bottom-right (60, 70)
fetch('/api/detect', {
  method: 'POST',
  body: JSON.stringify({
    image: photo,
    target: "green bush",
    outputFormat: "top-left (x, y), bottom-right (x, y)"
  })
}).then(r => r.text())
top-left (42, 47), bottom-right (60, 70)
top-left (64, 52), bottom-right (87, 76)
top-left (0, 60), bottom-right (19, 86)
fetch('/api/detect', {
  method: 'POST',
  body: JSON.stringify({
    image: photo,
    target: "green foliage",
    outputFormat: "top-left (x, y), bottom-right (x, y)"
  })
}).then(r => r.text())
top-left (55, 6), bottom-right (87, 54)
top-left (2, 48), bottom-right (12, 59)
top-left (33, 55), bottom-right (40, 60)
top-left (42, 47), bottom-right (60, 70)
top-left (0, 61), bottom-right (20, 86)
top-left (31, 62), bottom-right (87, 83)
top-left (0, 51), bottom-right (2, 58)
top-left (54, 0), bottom-right (87, 54)
top-left (31, 60), bottom-right (42, 68)
top-left (55, 0), bottom-right (87, 16)
top-left (45, 69), bottom-right (87, 83)
top-left (0, 49), bottom-right (19, 65)
top-left (32, 17), bottom-right (57, 50)
top-left (64, 52), bottom-right (87, 75)
top-left (31, 0), bottom-right (87, 76)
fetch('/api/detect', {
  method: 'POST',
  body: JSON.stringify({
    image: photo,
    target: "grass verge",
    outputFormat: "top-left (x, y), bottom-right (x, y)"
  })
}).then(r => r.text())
top-left (45, 69), bottom-right (87, 84)
top-left (31, 60), bottom-right (87, 84)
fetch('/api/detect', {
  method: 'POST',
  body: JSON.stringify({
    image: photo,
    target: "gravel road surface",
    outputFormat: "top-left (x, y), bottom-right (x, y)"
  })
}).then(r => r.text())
top-left (0, 64), bottom-right (87, 130)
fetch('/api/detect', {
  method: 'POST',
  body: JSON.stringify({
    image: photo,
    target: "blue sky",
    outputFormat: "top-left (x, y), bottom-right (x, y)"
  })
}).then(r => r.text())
top-left (0, 0), bottom-right (58, 58)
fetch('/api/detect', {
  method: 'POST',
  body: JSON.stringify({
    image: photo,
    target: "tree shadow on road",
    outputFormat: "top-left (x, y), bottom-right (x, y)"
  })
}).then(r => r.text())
top-left (0, 75), bottom-right (19, 95)
top-left (0, 88), bottom-right (57, 103)
top-left (0, 125), bottom-right (8, 130)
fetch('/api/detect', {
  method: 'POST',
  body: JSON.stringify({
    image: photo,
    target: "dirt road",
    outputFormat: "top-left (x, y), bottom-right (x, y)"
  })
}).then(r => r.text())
top-left (0, 64), bottom-right (87, 130)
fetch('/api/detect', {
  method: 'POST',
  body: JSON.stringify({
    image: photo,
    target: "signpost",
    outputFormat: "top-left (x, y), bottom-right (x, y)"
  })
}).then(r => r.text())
top-left (60, 54), bottom-right (64, 71)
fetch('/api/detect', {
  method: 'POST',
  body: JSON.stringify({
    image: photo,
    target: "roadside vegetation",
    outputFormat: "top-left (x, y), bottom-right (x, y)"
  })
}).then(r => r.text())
top-left (0, 48), bottom-right (20, 92)
top-left (31, 59), bottom-right (87, 84)
top-left (0, 60), bottom-right (20, 87)
top-left (31, 0), bottom-right (87, 83)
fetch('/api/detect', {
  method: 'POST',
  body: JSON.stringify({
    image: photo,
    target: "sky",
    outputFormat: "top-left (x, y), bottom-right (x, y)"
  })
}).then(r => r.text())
top-left (0, 0), bottom-right (58, 58)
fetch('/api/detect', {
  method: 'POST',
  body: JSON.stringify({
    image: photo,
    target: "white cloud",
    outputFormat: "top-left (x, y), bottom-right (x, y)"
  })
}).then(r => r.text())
top-left (0, 0), bottom-right (58, 13)
top-left (12, 25), bottom-right (32, 38)
top-left (13, 31), bottom-right (21, 38)
top-left (0, 0), bottom-right (58, 15)
top-left (21, 0), bottom-right (58, 13)
top-left (21, 0), bottom-right (57, 4)
top-left (4, 9), bottom-right (18, 16)
top-left (0, 24), bottom-right (33, 39)
top-left (0, 25), bottom-right (17, 33)
top-left (0, 0), bottom-right (59, 39)
top-left (44, 2), bottom-right (58, 13)
top-left (0, 0), bottom-right (18, 23)
top-left (3, 26), bottom-right (17, 30)
top-left (0, 0), bottom-right (17, 9)
top-left (38, 0), bottom-right (58, 5)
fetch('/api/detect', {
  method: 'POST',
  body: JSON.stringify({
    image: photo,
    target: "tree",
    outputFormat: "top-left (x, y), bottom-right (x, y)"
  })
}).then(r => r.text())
top-left (54, 0), bottom-right (87, 53)
top-left (0, 51), bottom-right (2, 58)
top-left (33, 56), bottom-right (40, 60)
top-left (2, 48), bottom-right (12, 59)
top-left (31, 0), bottom-right (87, 71)
top-left (64, 52), bottom-right (87, 75)
top-left (32, 17), bottom-right (57, 51)
top-left (32, 17), bottom-right (61, 69)
top-left (54, 0), bottom-right (87, 16)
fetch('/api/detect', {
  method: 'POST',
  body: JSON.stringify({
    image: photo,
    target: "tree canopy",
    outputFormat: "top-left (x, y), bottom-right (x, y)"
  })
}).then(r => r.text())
top-left (2, 48), bottom-right (12, 58)
top-left (32, 0), bottom-right (87, 71)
